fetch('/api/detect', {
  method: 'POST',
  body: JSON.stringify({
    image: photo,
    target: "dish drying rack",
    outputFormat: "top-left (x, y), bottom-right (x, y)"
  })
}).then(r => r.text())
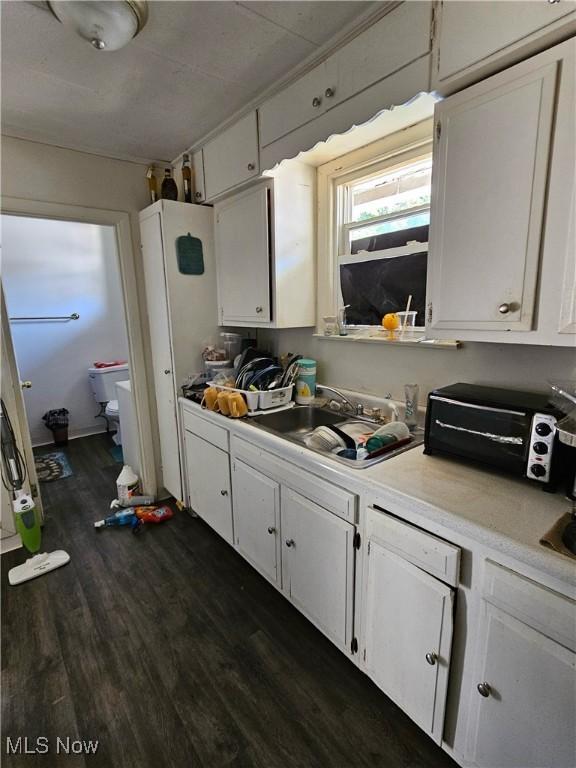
top-left (208, 381), bottom-right (295, 415)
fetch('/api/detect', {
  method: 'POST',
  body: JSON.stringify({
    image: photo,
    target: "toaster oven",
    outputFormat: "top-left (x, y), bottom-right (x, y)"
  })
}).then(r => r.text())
top-left (424, 383), bottom-right (566, 489)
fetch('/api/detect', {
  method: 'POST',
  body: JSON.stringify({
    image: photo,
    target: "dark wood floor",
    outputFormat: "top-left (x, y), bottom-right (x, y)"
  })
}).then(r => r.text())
top-left (2, 434), bottom-right (456, 768)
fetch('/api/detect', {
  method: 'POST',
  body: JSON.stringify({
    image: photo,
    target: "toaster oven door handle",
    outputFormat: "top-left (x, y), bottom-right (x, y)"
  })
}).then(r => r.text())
top-left (429, 396), bottom-right (526, 417)
top-left (434, 419), bottom-right (524, 445)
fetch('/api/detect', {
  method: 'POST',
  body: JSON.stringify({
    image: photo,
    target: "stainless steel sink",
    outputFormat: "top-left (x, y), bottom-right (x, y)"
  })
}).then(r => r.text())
top-left (251, 406), bottom-right (346, 434)
top-left (250, 405), bottom-right (423, 469)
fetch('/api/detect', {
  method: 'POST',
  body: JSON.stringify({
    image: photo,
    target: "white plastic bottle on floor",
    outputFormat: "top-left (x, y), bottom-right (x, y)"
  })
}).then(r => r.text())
top-left (116, 465), bottom-right (139, 505)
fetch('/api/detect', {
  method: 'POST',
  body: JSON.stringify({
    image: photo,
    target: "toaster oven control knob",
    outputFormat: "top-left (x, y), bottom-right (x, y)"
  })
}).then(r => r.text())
top-left (530, 463), bottom-right (547, 478)
top-left (532, 441), bottom-right (549, 455)
top-left (535, 422), bottom-right (553, 437)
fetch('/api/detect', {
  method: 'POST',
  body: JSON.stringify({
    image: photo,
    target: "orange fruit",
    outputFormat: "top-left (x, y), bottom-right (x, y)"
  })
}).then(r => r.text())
top-left (382, 313), bottom-right (400, 330)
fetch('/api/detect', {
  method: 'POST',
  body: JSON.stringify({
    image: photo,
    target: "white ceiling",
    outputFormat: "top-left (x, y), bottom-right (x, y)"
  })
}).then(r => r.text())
top-left (1, 0), bottom-right (375, 163)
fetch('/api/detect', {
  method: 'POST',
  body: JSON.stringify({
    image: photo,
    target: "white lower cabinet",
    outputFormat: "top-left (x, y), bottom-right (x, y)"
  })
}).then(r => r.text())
top-left (230, 449), bottom-right (357, 652)
top-left (184, 429), bottom-right (233, 544)
top-left (231, 459), bottom-right (280, 585)
top-left (466, 563), bottom-right (576, 768)
top-left (363, 507), bottom-right (455, 744)
top-left (281, 488), bottom-right (355, 650)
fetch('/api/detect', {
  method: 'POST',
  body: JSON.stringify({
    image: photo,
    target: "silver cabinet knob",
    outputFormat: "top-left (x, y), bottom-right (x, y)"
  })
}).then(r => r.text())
top-left (220, 489), bottom-right (228, 496)
top-left (312, 96), bottom-right (322, 107)
top-left (498, 301), bottom-right (520, 314)
top-left (548, 0), bottom-right (561, 4)
top-left (247, 162), bottom-right (255, 171)
top-left (477, 682), bottom-right (491, 698)
top-left (324, 87), bottom-right (335, 98)
top-left (20, 381), bottom-right (32, 389)
top-left (425, 652), bottom-right (438, 666)
top-left (285, 538), bottom-right (295, 548)
top-left (164, 369), bottom-right (171, 375)
top-left (194, 191), bottom-right (202, 199)
top-left (267, 526), bottom-right (276, 535)
top-left (255, 306), bottom-right (263, 313)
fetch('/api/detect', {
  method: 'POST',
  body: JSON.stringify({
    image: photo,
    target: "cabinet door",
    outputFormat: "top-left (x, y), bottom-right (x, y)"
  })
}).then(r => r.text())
top-left (434, 0), bottom-right (576, 90)
top-left (281, 488), bottom-right (355, 650)
top-left (466, 602), bottom-right (576, 768)
top-left (428, 52), bottom-right (557, 332)
top-left (203, 112), bottom-right (259, 200)
top-left (184, 430), bottom-right (233, 544)
top-left (192, 149), bottom-right (205, 203)
top-left (330, 2), bottom-right (431, 110)
top-left (140, 212), bottom-right (181, 500)
top-left (258, 61), bottom-right (328, 149)
top-left (215, 185), bottom-right (271, 324)
top-left (364, 541), bottom-right (454, 744)
top-left (231, 459), bottom-right (280, 585)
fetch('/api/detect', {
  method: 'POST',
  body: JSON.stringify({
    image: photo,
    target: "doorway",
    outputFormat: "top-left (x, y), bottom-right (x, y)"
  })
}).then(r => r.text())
top-left (1, 201), bottom-right (157, 555)
top-left (2, 213), bottom-right (136, 514)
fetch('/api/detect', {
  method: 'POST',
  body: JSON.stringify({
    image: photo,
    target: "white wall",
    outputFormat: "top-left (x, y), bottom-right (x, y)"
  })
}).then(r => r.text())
top-left (261, 328), bottom-right (576, 402)
top-left (2, 215), bottom-right (129, 445)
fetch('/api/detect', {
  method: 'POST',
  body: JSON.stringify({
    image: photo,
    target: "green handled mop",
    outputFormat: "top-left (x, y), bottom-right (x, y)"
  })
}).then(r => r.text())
top-left (1, 399), bottom-right (70, 585)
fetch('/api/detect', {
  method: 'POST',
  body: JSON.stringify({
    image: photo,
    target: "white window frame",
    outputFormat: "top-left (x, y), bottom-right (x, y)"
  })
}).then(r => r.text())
top-left (316, 119), bottom-right (433, 333)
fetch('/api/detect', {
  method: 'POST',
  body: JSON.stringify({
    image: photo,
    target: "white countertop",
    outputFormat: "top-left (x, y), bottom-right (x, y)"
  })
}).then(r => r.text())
top-left (180, 398), bottom-right (576, 589)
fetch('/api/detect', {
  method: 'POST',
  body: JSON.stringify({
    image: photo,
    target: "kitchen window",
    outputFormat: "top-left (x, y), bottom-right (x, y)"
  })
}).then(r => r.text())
top-left (317, 120), bottom-right (433, 335)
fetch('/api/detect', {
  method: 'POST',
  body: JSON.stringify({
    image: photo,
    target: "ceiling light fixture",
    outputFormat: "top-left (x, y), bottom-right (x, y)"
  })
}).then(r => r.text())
top-left (46, 1), bottom-right (148, 52)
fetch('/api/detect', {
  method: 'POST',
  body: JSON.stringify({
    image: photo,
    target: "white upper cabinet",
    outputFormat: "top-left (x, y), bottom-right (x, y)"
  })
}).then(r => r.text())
top-left (215, 184), bottom-right (271, 325)
top-left (432, 0), bottom-right (576, 94)
top-left (259, 3), bottom-right (432, 152)
top-left (329, 1), bottom-right (431, 110)
top-left (214, 161), bottom-right (315, 329)
top-left (192, 149), bottom-right (206, 203)
top-left (259, 61), bottom-right (331, 149)
top-left (258, 3), bottom-right (432, 167)
top-left (203, 111), bottom-right (259, 201)
top-left (427, 38), bottom-right (576, 344)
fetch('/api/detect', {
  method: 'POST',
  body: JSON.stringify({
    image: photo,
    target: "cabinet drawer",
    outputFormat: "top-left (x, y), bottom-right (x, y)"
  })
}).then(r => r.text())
top-left (231, 436), bottom-right (357, 523)
top-left (182, 408), bottom-right (229, 452)
top-left (483, 560), bottom-right (576, 652)
top-left (367, 507), bottom-right (460, 587)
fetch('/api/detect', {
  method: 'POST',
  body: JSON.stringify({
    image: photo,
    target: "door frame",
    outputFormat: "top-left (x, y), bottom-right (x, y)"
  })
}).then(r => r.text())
top-left (1, 197), bottom-right (157, 497)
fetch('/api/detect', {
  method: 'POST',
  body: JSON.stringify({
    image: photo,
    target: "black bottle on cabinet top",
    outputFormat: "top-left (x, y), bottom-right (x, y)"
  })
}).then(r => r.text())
top-left (160, 168), bottom-right (178, 201)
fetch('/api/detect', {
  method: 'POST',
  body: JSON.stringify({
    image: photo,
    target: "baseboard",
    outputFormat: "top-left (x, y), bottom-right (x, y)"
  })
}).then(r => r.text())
top-left (32, 425), bottom-right (111, 449)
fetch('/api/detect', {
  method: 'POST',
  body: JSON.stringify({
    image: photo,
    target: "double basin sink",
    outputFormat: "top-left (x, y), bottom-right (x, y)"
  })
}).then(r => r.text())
top-left (251, 406), bottom-right (423, 469)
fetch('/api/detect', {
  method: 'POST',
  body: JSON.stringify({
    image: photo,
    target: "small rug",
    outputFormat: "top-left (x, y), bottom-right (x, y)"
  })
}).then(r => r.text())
top-left (109, 444), bottom-right (124, 463)
top-left (35, 451), bottom-right (73, 483)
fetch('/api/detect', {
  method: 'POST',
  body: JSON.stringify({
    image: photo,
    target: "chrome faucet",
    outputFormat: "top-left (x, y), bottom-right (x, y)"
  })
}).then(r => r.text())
top-left (317, 385), bottom-right (364, 416)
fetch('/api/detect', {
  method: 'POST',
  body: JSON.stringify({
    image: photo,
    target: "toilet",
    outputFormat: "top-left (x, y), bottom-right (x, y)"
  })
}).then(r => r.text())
top-left (88, 364), bottom-right (130, 445)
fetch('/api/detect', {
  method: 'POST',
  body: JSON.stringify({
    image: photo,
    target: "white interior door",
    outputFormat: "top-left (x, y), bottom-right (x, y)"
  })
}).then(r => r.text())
top-left (466, 601), bottom-right (576, 768)
top-left (281, 488), bottom-right (355, 649)
top-left (215, 185), bottom-right (271, 324)
top-left (184, 431), bottom-right (233, 544)
top-left (364, 542), bottom-right (454, 743)
top-left (231, 459), bottom-right (280, 584)
top-left (1, 284), bottom-right (42, 552)
top-left (428, 55), bottom-right (558, 331)
top-left (140, 212), bottom-right (181, 500)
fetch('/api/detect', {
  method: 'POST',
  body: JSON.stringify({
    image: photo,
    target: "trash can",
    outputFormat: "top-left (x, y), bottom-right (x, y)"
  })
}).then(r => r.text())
top-left (42, 408), bottom-right (70, 447)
